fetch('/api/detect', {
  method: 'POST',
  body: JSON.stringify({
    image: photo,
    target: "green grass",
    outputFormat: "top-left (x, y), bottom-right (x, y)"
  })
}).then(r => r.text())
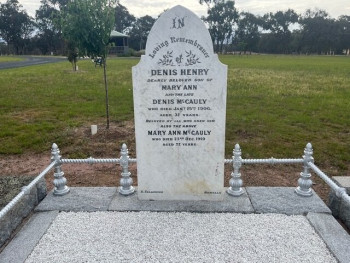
top-left (0, 56), bottom-right (24, 63)
top-left (0, 58), bottom-right (138, 153)
top-left (0, 55), bottom-right (349, 175)
top-left (222, 55), bottom-right (350, 173)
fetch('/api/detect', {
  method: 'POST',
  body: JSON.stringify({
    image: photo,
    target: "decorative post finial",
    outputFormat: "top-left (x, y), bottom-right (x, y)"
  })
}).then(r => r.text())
top-left (118, 143), bottom-right (135, 196)
top-left (295, 143), bottom-right (313, 197)
top-left (227, 143), bottom-right (245, 196)
top-left (51, 143), bottom-right (70, 196)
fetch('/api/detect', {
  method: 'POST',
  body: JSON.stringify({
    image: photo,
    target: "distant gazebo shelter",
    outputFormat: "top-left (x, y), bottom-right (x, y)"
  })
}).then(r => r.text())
top-left (109, 30), bottom-right (129, 55)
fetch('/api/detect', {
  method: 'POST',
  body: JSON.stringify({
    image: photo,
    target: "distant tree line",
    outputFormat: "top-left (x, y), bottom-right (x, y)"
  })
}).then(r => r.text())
top-left (0, 0), bottom-right (349, 56)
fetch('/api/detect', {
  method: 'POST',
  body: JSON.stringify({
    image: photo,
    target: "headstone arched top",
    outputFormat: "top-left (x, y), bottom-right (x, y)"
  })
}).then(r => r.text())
top-left (144, 5), bottom-right (214, 65)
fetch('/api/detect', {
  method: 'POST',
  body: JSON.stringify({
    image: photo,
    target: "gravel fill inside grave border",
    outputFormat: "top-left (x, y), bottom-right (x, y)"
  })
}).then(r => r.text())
top-left (25, 211), bottom-right (336, 263)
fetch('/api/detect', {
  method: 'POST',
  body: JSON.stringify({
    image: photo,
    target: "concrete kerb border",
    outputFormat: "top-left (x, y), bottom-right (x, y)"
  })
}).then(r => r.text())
top-left (0, 176), bottom-right (47, 249)
top-left (328, 176), bottom-right (350, 231)
top-left (1, 187), bottom-right (349, 263)
top-left (306, 212), bottom-right (350, 263)
top-left (0, 211), bottom-right (59, 263)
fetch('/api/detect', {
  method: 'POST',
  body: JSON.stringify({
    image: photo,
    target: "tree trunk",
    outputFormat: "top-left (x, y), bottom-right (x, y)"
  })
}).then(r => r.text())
top-left (103, 56), bottom-right (110, 129)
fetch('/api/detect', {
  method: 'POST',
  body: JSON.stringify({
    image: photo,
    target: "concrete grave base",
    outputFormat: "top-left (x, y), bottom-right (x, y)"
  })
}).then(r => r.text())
top-left (246, 187), bottom-right (331, 215)
top-left (0, 176), bottom-right (46, 248)
top-left (109, 189), bottom-right (253, 213)
top-left (1, 187), bottom-right (349, 263)
top-left (35, 187), bottom-right (117, 212)
top-left (35, 187), bottom-right (331, 214)
top-left (328, 176), bottom-right (350, 230)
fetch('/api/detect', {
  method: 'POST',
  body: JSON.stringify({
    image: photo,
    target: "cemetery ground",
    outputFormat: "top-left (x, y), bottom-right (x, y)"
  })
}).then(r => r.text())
top-left (0, 55), bottom-right (349, 208)
top-left (0, 56), bottom-right (23, 63)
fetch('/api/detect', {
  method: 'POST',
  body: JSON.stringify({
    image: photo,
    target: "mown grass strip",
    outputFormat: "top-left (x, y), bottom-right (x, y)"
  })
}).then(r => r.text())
top-left (0, 56), bottom-right (24, 63)
top-left (0, 55), bottom-right (349, 175)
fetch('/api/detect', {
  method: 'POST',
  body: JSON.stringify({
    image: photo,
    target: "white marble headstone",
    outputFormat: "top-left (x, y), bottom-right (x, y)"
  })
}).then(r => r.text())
top-left (133, 5), bottom-right (227, 201)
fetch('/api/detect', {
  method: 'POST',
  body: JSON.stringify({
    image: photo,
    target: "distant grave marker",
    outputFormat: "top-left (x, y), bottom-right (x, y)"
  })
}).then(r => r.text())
top-left (133, 5), bottom-right (227, 200)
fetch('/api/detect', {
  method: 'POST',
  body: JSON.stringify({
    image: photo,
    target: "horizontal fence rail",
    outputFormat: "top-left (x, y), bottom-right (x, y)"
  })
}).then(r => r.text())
top-left (0, 161), bottom-right (56, 221)
top-left (51, 143), bottom-right (136, 196)
top-left (2, 142), bottom-right (350, 223)
top-left (225, 158), bottom-right (303, 165)
top-left (52, 141), bottom-right (350, 206)
top-left (61, 158), bottom-right (120, 164)
top-left (242, 158), bottom-right (304, 165)
top-left (60, 158), bottom-right (138, 165)
top-left (308, 162), bottom-right (350, 204)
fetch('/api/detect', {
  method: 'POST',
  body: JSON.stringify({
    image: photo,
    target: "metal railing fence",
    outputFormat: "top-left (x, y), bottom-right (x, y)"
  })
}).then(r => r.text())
top-left (1, 142), bottom-right (349, 222)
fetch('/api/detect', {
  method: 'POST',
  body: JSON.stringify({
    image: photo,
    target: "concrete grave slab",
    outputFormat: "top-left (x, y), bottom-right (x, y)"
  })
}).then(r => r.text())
top-left (307, 212), bottom-right (350, 263)
top-left (0, 176), bottom-right (47, 248)
top-left (327, 176), bottom-right (350, 230)
top-left (35, 187), bottom-right (117, 212)
top-left (246, 187), bottom-right (331, 215)
top-left (0, 211), bottom-right (58, 263)
top-left (108, 188), bottom-right (254, 213)
top-left (332, 176), bottom-right (350, 190)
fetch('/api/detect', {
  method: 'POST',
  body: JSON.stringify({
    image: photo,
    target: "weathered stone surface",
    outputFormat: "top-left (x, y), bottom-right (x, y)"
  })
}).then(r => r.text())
top-left (307, 212), bottom-right (350, 263)
top-left (36, 177), bottom-right (47, 202)
top-left (328, 176), bottom-right (350, 230)
top-left (339, 200), bottom-right (350, 230)
top-left (246, 187), bottom-right (331, 215)
top-left (0, 211), bottom-right (58, 263)
top-left (328, 190), bottom-right (341, 217)
top-left (332, 176), bottom-right (350, 189)
top-left (0, 176), bottom-right (47, 248)
top-left (35, 187), bottom-right (117, 212)
top-left (133, 5), bottom-right (227, 201)
top-left (109, 188), bottom-right (254, 213)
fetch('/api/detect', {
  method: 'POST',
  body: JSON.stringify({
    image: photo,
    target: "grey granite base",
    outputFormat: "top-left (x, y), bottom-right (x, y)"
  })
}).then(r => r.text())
top-left (109, 189), bottom-right (254, 213)
top-left (35, 187), bottom-right (117, 212)
top-left (1, 187), bottom-right (349, 263)
top-left (307, 212), bottom-right (350, 263)
top-left (0, 177), bottom-right (47, 248)
top-left (0, 211), bottom-right (58, 263)
top-left (328, 176), bottom-right (350, 231)
top-left (34, 187), bottom-right (331, 215)
top-left (246, 187), bottom-right (331, 215)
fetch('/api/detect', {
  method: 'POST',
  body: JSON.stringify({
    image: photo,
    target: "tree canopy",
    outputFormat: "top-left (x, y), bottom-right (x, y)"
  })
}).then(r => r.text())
top-left (0, 1), bottom-right (350, 55)
top-left (61, 0), bottom-right (116, 58)
top-left (60, 0), bottom-right (116, 129)
top-left (0, 0), bottom-right (34, 54)
top-left (203, 0), bottom-right (238, 53)
top-left (34, 0), bottom-right (66, 55)
top-left (114, 2), bottom-right (135, 34)
top-left (128, 15), bottom-right (155, 51)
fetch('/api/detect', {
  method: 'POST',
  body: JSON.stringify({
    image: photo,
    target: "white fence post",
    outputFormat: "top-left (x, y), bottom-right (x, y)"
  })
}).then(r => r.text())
top-left (52, 143), bottom-right (70, 196)
top-left (295, 143), bottom-right (313, 197)
top-left (118, 143), bottom-right (135, 196)
top-left (227, 144), bottom-right (244, 196)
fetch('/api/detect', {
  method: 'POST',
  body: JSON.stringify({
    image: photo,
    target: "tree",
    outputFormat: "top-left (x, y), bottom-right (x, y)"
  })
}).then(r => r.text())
top-left (299, 9), bottom-right (336, 54)
top-left (202, 0), bottom-right (239, 53)
top-left (114, 3), bottom-right (135, 34)
top-left (235, 12), bottom-right (261, 53)
top-left (35, 0), bottom-right (67, 55)
top-left (260, 9), bottom-right (298, 53)
top-left (199, 0), bottom-right (221, 8)
top-left (129, 15), bottom-right (155, 51)
top-left (61, 0), bottom-right (116, 128)
top-left (0, 0), bottom-right (34, 54)
top-left (337, 16), bottom-right (350, 54)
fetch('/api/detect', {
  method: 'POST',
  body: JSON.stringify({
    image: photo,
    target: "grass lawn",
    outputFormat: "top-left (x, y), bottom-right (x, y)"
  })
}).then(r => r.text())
top-left (0, 56), bottom-right (24, 63)
top-left (0, 55), bottom-right (349, 176)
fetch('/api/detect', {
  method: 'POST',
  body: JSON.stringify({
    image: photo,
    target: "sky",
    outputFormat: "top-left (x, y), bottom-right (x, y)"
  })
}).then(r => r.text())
top-left (3, 0), bottom-right (350, 19)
